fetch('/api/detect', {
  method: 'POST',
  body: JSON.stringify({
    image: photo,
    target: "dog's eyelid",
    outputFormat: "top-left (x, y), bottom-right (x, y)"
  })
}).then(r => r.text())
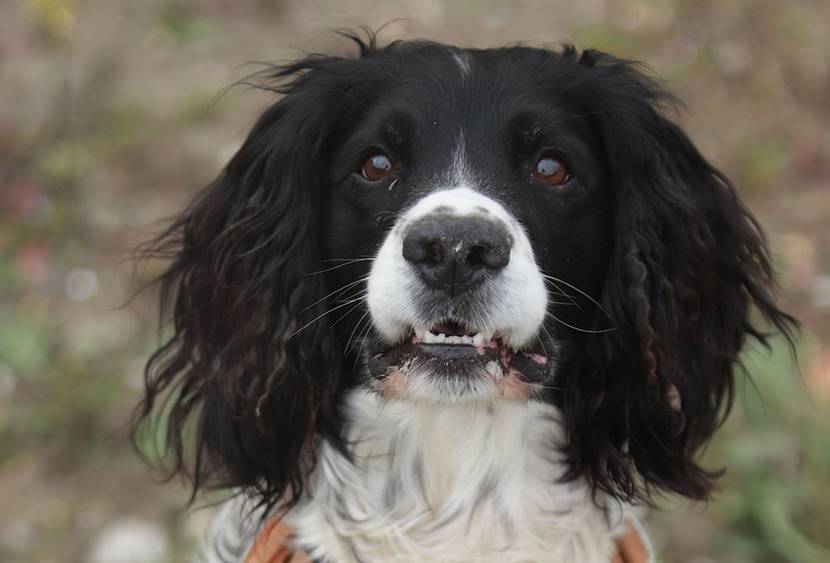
top-left (359, 149), bottom-right (399, 182)
top-left (531, 151), bottom-right (573, 186)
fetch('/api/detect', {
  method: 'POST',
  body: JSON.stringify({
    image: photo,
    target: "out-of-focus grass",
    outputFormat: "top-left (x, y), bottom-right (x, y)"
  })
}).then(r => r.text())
top-left (704, 337), bottom-right (830, 563)
top-left (653, 335), bottom-right (830, 563)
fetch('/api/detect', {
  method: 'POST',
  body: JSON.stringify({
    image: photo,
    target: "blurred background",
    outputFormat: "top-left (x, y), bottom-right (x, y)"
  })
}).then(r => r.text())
top-left (1, 0), bottom-right (828, 562)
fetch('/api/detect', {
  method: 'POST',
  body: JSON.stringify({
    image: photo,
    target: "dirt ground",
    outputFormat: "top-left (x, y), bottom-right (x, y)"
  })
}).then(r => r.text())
top-left (1, 1), bottom-right (829, 562)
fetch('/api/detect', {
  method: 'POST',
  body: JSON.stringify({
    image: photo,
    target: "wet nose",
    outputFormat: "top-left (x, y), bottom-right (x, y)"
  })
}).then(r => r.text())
top-left (402, 215), bottom-right (512, 296)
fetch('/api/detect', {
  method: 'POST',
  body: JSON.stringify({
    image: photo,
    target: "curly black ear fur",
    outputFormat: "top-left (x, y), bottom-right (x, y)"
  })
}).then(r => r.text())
top-left (131, 52), bottom-right (368, 512)
top-left (560, 50), bottom-right (797, 502)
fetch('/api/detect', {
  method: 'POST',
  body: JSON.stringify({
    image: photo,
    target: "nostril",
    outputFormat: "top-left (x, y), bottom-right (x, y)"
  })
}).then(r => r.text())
top-left (467, 242), bottom-right (510, 271)
top-left (403, 234), bottom-right (445, 265)
top-left (466, 244), bottom-right (488, 268)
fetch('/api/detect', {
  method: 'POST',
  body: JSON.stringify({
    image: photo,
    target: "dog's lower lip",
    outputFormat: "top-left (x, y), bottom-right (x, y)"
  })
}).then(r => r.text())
top-left (366, 327), bottom-right (550, 381)
top-left (416, 343), bottom-right (483, 360)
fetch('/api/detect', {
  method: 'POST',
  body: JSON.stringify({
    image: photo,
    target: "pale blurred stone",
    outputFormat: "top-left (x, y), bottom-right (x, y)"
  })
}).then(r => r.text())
top-left (65, 268), bottom-right (99, 302)
top-left (407, 0), bottom-right (445, 26)
top-left (0, 520), bottom-right (36, 552)
top-left (714, 40), bottom-right (752, 75)
top-left (125, 357), bottom-right (147, 392)
top-left (482, 2), bottom-right (513, 29)
top-left (0, 364), bottom-right (15, 399)
top-left (87, 518), bottom-right (170, 563)
top-left (182, 506), bottom-right (220, 541)
top-left (809, 275), bottom-right (830, 308)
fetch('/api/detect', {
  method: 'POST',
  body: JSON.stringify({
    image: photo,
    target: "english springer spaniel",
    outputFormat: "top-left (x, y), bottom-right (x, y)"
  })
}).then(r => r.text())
top-left (134, 34), bottom-right (795, 562)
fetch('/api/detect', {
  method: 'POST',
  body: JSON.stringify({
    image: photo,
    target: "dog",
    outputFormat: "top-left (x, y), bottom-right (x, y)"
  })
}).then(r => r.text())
top-left (134, 33), bottom-right (795, 562)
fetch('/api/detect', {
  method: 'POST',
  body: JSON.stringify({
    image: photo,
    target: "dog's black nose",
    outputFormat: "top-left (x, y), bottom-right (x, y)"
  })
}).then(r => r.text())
top-left (402, 215), bottom-right (512, 295)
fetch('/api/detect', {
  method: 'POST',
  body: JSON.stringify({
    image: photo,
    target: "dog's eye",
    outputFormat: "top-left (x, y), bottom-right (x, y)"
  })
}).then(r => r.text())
top-left (361, 152), bottom-right (396, 181)
top-left (532, 154), bottom-right (570, 186)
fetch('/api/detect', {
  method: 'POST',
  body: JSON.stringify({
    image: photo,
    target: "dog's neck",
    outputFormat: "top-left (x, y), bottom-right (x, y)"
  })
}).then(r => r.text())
top-left (287, 390), bottom-right (618, 562)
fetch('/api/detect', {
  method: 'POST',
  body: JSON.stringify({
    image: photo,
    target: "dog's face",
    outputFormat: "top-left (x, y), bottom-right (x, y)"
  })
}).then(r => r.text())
top-left (135, 38), bottom-right (794, 509)
top-left (320, 51), bottom-right (614, 402)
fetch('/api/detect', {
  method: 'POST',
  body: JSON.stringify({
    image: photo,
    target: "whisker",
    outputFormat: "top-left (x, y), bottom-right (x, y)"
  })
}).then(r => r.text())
top-left (535, 334), bottom-right (552, 364)
top-left (299, 276), bottom-right (369, 313)
top-left (333, 288), bottom-right (367, 304)
top-left (305, 258), bottom-right (374, 276)
top-left (542, 278), bottom-right (581, 310)
top-left (288, 296), bottom-right (367, 339)
top-left (329, 297), bottom-right (368, 331)
top-left (528, 382), bottom-right (564, 392)
top-left (545, 311), bottom-right (615, 334)
top-left (374, 210), bottom-right (403, 222)
top-left (352, 321), bottom-right (376, 370)
top-left (539, 324), bottom-right (561, 361)
top-left (346, 308), bottom-right (373, 354)
top-left (546, 287), bottom-right (579, 300)
top-left (319, 257), bottom-right (374, 263)
top-left (541, 272), bottom-right (611, 318)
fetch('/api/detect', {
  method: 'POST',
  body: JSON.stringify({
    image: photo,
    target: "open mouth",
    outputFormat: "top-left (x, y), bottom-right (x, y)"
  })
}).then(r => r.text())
top-left (416, 322), bottom-right (490, 346)
top-left (365, 320), bottom-right (550, 394)
top-left (414, 321), bottom-right (495, 353)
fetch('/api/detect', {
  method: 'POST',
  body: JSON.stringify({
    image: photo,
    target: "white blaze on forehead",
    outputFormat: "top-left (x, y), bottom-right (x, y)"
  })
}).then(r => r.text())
top-left (448, 132), bottom-right (472, 187)
top-left (451, 50), bottom-right (472, 78)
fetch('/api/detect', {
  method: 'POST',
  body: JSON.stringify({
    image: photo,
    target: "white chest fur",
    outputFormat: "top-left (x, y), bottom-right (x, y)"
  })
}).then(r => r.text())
top-left (286, 390), bottom-right (616, 562)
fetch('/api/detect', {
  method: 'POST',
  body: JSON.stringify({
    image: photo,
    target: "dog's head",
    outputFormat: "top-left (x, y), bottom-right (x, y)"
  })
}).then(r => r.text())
top-left (135, 36), bottom-right (795, 510)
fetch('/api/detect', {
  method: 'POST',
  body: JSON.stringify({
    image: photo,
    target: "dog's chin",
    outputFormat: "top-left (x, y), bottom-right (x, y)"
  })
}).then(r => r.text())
top-left (363, 321), bottom-right (551, 403)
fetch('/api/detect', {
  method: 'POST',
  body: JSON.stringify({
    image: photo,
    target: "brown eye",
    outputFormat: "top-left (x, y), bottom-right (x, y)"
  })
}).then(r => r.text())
top-left (361, 152), bottom-right (395, 181)
top-left (532, 155), bottom-right (570, 185)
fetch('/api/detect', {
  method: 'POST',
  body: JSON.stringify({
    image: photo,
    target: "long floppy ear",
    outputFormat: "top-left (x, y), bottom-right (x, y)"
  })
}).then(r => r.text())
top-left (562, 50), bottom-right (797, 502)
top-left (132, 56), bottom-right (358, 511)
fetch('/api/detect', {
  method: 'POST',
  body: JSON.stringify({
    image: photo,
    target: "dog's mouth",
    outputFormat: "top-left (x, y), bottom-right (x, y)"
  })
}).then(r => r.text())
top-left (365, 320), bottom-right (551, 400)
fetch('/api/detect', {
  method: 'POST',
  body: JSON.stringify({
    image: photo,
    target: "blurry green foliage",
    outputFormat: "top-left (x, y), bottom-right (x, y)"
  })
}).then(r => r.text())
top-left (0, 311), bottom-right (52, 376)
top-left (20, 356), bottom-right (124, 451)
top-left (0, 255), bottom-right (15, 294)
top-left (572, 25), bottom-right (642, 55)
top-left (738, 138), bottom-right (790, 190)
top-left (24, 0), bottom-right (75, 41)
top-left (702, 337), bottom-right (830, 563)
top-left (177, 90), bottom-right (225, 125)
top-left (154, 0), bottom-right (219, 46)
top-left (35, 141), bottom-right (88, 186)
top-left (92, 104), bottom-right (153, 155)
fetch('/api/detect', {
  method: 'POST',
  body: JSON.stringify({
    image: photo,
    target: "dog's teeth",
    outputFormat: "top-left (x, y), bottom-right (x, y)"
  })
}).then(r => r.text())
top-left (421, 329), bottom-right (484, 345)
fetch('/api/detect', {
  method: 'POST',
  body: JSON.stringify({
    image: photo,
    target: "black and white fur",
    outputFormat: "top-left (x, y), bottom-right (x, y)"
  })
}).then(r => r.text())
top-left (134, 34), bottom-right (795, 563)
